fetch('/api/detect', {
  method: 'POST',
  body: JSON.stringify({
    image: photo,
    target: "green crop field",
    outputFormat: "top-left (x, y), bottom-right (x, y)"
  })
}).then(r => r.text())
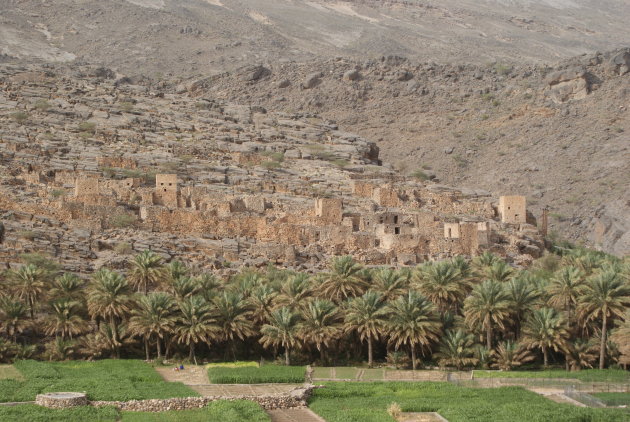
top-left (308, 382), bottom-right (630, 422)
top-left (0, 360), bottom-right (197, 402)
top-left (0, 405), bottom-right (119, 422)
top-left (592, 393), bottom-right (630, 407)
top-left (0, 401), bottom-right (270, 422)
top-left (473, 369), bottom-right (630, 383)
top-left (207, 365), bottom-right (305, 383)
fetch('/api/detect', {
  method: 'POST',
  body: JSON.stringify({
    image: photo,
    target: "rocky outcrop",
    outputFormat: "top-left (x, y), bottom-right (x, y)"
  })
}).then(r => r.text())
top-left (606, 49), bottom-right (630, 75)
top-left (545, 66), bottom-right (590, 103)
top-left (589, 195), bottom-right (630, 257)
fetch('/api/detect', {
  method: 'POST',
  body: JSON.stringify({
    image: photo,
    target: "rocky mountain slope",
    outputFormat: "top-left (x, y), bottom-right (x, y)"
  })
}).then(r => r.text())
top-left (2, 0), bottom-right (629, 76)
top-left (186, 49), bottom-right (630, 255)
top-left (0, 0), bottom-right (628, 256)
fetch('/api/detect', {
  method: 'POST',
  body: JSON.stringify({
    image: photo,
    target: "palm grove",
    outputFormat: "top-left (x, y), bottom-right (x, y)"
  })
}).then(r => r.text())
top-left (1, 247), bottom-right (629, 372)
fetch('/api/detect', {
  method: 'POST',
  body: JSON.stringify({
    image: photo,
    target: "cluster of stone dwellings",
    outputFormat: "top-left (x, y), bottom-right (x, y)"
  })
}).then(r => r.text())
top-left (36, 164), bottom-right (541, 266)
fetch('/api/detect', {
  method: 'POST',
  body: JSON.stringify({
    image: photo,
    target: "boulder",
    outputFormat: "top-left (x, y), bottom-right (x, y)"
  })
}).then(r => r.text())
top-left (545, 66), bottom-right (590, 103)
top-left (606, 49), bottom-right (630, 75)
top-left (302, 72), bottom-right (322, 89)
top-left (343, 69), bottom-right (361, 81)
top-left (240, 65), bottom-right (271, 82)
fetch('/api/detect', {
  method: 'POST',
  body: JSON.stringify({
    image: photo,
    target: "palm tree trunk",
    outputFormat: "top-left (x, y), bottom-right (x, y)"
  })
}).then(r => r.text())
top-left (190, 342), bottom-right (196, 365)
top-left (368, 336), bottom-right (373, 368)
top-left (144, 337), bottom-right (150, 361)
top-left (157, 336), bottom-right (162, 359)
top-left (411, 345), bottom-right (417, 371)
top-left (599, 310), bottom-right (607, 370)
top-left (543, 345), bottom-right (548, 368)
top-left (285, 347), bottom-right (290, 366)
top-left (319, 345), bottom-right (325, 364)
top-left (486, 318), bottom-right (492, 350)
top-left (110, 316), bottom-right (120, 359)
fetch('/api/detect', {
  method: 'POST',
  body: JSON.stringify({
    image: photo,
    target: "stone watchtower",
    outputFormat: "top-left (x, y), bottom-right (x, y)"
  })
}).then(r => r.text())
top-left (154, 174), bottom-right (179, 208)
top-left (498, 195), bottom-right (526, 224)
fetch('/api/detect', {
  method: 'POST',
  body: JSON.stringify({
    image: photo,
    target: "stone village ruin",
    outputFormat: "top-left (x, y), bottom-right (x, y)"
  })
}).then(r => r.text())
top-left (0, 65), bottom-right (544, 274)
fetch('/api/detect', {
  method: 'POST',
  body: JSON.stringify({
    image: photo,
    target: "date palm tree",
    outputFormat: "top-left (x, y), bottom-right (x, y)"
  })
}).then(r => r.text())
top-left (464, 280), bottom-right (511, 350)
top-left (213, 292), bottom-right (254, 360)
top-left (128, 250), bottom-right (167, 294)
top-left (195, 273), bottom-right (220, 303)
top-left (435, 329), bottom-right (478, 370)
top-left (128, 292), bottom-right (177, 359)
top-left (344, 291), bottom-right (388, 368)
top-left (86, 269), bottom-right (133, 358)
top-left (175, 296), bottom-right (218, 364)
top-left (415, 261), bottom-right (470, 313)
top-left (44, 299), bottom-right (89, 340)
top-left (9, 264), bottom-right (47, 318)
top-left (506, 274), bottom-right (540, 337)
top-left (0, 297), bottom-right (30, 342)
top-left (492, 340), bottom-right (533, 371)
top-left (548, 266), bottom-right (586, 326)
top-left (386, 291), bottom-right (441, 370)
top-left (50, 273), bottom-right (84, 302)
top-left (169, 276), bottom-right (199, 300)
top-left (277, 273), bottom-right (312, 310)
top-left (260, 307), bottom-right (301, 366)
top-left (521, 307), bottom-right (568, 367)
top-left (248, 285), bottom-right (278, 326)
top-left (320, 256), bottom-right (367, 303)
top-left (372, 268), bottom-right (407, 302)
top-left (611, 311), bottom-right (630, 369)
top-left (578, 269), bottom-right (630, 369)
top-left (299, 299), bottom-right (342, 363)
top-left (564, 338), bottom-right (598, 371)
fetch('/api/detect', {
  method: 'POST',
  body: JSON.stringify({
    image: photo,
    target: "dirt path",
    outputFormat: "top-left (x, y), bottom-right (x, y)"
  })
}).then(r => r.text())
top-left (154, 365), bottom-right (210, 385)
top-left (267, 407), bottom-right (326, 422)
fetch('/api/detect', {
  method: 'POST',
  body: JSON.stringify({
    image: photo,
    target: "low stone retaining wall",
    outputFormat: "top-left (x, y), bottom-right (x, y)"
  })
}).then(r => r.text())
top-left (36, 392), bottom-right (87, 408)
top-left (90, 386), bottom-right (313, 412)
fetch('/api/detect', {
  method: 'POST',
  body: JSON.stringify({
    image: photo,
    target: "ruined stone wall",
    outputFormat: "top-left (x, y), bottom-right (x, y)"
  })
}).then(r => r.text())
top-left (459, 223), bottom-right (480, 256)
top-left (499, 195), bottom-right (527, 224)
top-left (315, 198), bottom-right (343, 224)
top-left (97, 156), bottom-right (138, 169)
top-left (352, 180), bottom-right (376, 198)
top-left (372, 187), bottom-right (400, 207)
top-left (74, 177), bottom-right (99, 197)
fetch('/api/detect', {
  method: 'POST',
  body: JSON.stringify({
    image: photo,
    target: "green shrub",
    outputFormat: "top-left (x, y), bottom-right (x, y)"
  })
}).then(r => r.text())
top-left (411, 170), bottom-right (429, 181)
top-left (262, 160), bottom-right (281, 170)
top-left (34, 100), bottom-right (52, 111)
top-left (10, 112), bottom-right (29, 124)
top-left (494, 63), bottom-right (513, 76)
top-left (114, 242), bottom-right (133, 255)
top-left (50, 189), bottom-right (66, 199)
top-left (78, 121), bottom-right (96, 133)
top-left (109, 214), bottom-right (137, 229)
top-left (207, 365), bottom-right (305, 384)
